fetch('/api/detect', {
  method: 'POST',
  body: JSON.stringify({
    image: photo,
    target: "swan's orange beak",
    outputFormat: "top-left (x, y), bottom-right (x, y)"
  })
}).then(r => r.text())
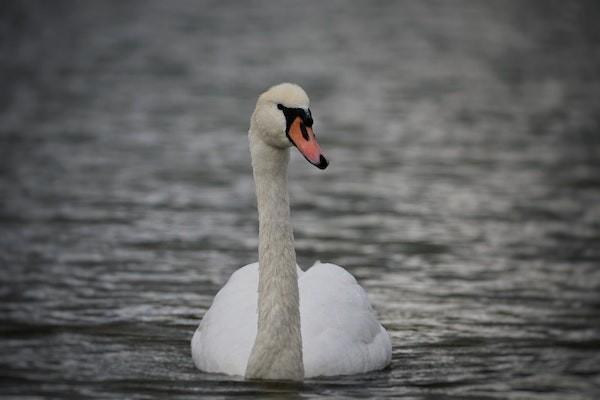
top-left (288, 116), bottom-right (329, 170)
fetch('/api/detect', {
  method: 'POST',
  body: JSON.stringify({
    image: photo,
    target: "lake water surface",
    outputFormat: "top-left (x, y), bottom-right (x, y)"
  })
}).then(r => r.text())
top-left (1, 1), bottom-right (599, 398)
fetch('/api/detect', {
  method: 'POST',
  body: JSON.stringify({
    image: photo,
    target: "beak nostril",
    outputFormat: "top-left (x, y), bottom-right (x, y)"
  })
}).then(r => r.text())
top-left (299, 123), bottom-right (310, 141)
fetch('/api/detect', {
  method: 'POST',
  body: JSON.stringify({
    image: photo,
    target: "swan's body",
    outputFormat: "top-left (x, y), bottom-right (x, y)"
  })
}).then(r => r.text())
top-left (192, 262), bottom-right (391, 377)
top-left (191, 83), bottom-right (391, 380)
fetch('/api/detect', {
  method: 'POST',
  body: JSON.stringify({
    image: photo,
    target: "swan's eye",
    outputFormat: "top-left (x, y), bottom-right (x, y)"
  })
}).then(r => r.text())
top-left (277, 104), bottom-right (313, 134)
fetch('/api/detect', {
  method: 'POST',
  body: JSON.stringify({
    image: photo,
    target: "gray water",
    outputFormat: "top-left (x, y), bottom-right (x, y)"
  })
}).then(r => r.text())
top-left (1, 1), bottom-right (600, 398)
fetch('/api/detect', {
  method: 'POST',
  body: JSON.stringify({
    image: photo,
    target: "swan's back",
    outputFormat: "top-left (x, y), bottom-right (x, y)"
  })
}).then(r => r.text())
top-left (192, 262), bottom-right (391, 377)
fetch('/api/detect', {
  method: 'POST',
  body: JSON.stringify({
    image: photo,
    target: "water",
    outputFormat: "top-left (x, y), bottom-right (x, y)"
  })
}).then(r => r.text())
top-left (1, 1), bottom-right (599, 398)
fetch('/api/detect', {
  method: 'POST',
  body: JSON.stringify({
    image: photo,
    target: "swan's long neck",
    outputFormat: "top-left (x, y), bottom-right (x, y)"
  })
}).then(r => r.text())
top-left (245, 134), bottom-right (304, 381)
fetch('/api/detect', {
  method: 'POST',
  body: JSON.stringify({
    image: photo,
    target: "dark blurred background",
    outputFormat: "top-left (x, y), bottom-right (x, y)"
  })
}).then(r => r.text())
top-left (1, 1), bottom-right (599, 398)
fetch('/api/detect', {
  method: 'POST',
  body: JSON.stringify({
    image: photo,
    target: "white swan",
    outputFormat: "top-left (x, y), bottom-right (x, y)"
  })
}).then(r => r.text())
top-left (191, 83), bottom-right (391, 380)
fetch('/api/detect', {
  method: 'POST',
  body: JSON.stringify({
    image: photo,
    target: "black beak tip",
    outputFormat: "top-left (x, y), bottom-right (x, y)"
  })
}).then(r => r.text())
top-left (316, 155), bottom-right (329, 170)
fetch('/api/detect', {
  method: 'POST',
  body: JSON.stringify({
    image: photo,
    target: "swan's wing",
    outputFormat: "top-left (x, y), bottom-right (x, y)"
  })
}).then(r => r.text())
top-left (299, 262), bottom-right (392, 377)
top-left (191, 263), bottom-right (305, 376)
top-left (191, 263), bottom-right (259, 376)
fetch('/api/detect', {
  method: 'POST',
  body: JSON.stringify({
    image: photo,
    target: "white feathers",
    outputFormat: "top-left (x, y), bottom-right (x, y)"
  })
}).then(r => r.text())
top-left (191, 83), bottom-right (392, 379)
top-left (191, 264), bottom-right (259, 376)
top-left (191, 262), bottom-right (392, 378)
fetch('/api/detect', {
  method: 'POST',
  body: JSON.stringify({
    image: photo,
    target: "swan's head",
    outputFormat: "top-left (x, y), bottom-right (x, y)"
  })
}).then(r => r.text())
top-left (251, 83), bottom-right (328, 169)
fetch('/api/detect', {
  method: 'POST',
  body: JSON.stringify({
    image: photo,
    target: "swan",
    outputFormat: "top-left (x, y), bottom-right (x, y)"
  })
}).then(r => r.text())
top-left (191, 83), bottom-right (392, 380)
